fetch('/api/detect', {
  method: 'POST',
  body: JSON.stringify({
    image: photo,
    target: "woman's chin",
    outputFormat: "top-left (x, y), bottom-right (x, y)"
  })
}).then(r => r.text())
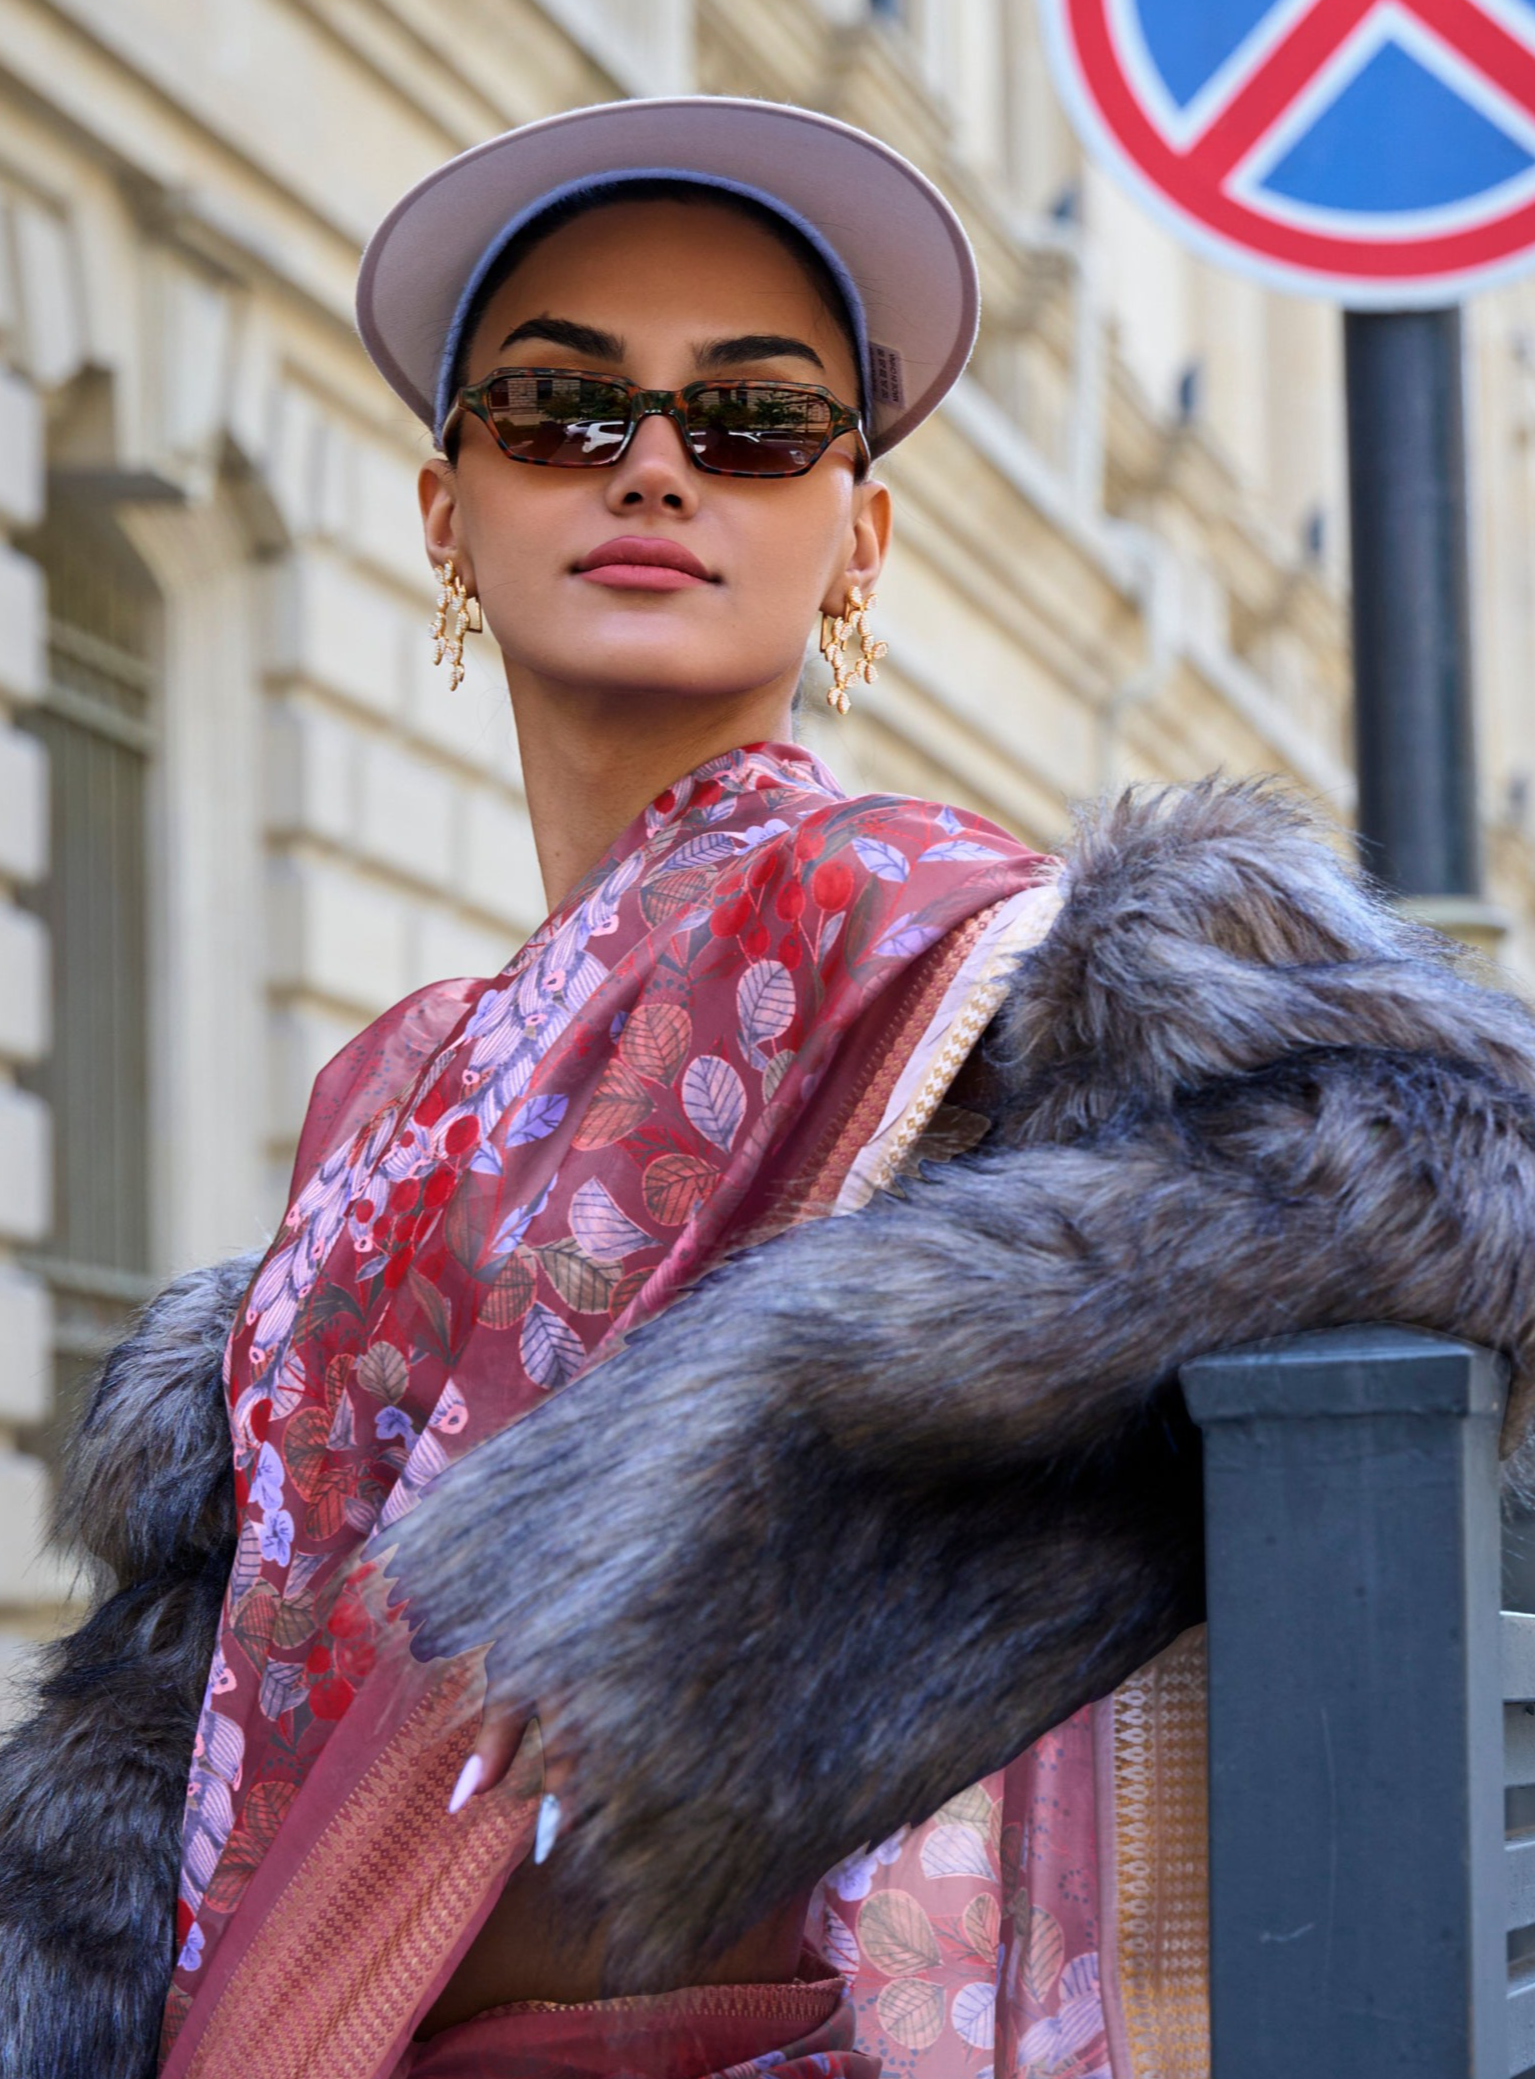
top-left (514, 648), bottom-right (789, 706)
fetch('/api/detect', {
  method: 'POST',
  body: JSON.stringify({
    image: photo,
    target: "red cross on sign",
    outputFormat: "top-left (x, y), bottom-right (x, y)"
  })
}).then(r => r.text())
top-left (1040, 0), bottom-right (1535, 302)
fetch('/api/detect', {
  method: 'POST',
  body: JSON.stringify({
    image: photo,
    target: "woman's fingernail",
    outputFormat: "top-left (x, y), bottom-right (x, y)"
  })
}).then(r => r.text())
top-left (533, 1791), bottom-right (562, 1865)
top-left (448, 1754), bottom-right (483, 1815)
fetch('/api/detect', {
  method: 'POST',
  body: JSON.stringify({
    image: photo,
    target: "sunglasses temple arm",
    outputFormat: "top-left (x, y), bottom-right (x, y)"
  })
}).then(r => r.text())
top-left (438, 398), bottom-right (470, 453)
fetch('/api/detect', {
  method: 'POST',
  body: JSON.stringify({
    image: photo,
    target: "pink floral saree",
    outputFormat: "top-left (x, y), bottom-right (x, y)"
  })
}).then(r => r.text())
top-left (158, 742), bottom-right (1207, 2079)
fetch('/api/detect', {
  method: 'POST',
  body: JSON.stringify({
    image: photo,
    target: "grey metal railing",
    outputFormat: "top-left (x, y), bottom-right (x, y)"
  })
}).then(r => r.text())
top-left (1502, 1613), bottom-right (1535, 2073)
top-left (1182, 1327), bottom-right (1511, 2077)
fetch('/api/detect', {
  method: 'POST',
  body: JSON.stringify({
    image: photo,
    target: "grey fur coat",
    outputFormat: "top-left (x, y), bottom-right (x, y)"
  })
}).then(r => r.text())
top-left (6, 779), bottom-right (1535, 2078)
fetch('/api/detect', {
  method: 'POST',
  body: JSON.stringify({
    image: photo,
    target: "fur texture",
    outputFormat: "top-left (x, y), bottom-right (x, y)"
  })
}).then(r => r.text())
top-left (8, 780), bottom-right (1535, 2065)
top-left (387, 782), bottom-right (1535, 1987)
top-left (0, 1252), bottom-right (255, 2079)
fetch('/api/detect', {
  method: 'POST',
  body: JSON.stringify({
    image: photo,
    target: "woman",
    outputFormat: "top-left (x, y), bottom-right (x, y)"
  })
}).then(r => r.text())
top-left (8, 94), bottom-right (1535, 2079)
top-left (165, 100), bottom-right (1074, 2074)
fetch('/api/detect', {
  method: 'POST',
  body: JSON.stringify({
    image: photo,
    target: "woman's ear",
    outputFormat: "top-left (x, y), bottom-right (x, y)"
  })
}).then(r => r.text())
top-left (823, 477), bottom-right (892, 615)
top-left (418, 458), bottom-right (474, 591)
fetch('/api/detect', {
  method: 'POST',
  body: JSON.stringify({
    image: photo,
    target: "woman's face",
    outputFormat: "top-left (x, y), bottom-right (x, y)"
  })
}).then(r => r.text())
top-left (419, 200), bottom-right (890, 706)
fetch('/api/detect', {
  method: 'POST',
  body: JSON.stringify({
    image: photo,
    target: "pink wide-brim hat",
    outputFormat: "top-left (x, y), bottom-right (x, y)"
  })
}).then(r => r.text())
top-left (355, 95), bottom-right (981, 458)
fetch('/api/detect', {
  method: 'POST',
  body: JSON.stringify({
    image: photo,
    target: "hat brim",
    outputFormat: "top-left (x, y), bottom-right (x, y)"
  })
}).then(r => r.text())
top-left (355, 97), bottom-right (979, 459)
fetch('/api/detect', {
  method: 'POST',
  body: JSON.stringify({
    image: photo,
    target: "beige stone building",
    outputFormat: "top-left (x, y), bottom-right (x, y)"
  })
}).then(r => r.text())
top-left (0, 0), bottom-right (1532, 1648)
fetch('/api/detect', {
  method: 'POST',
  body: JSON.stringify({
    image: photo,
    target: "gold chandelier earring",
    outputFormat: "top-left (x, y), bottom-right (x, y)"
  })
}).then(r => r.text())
top-left (819, 584), bottom-right (887, 715)
top-left (430, 557), bottom-right (483, 692)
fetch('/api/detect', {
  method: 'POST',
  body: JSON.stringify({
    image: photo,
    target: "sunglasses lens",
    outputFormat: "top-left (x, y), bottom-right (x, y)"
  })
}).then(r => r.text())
top-left (686, 385), bottom-right (836, 475)
top-left (482, 373), bottom-right (633, 465)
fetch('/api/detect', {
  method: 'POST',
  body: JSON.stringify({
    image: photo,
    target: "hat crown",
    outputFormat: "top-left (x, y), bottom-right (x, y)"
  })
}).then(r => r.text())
top-left (356, 96), bottom-right (980, 459)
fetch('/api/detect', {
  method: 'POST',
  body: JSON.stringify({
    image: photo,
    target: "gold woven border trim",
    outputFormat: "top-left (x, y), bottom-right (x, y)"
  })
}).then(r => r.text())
top-left (1109, 1628), bottom-right (1211, 2079)
top-left (857, 883), bottom-right (1062, 1203)
top-left (183, 1665), bottom-right (536, 2079)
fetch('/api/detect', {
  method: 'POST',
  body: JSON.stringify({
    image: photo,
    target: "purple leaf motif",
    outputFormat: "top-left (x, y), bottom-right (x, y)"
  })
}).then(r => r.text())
top-left (520, 1302), bottom-right (587, 1390)
top-left (852, 835), bottom-right (911, 883)
top-left (680, 1054), bottom-right (745, 1151)
top-left (655, 830), bottom-right (741, 875)
top-left (737, 960), bottom-right (796, 1046)
top-left (259, 1659), bottom-right (308, 1720)
top-left (504, 1093), bottom-right (569, 1147)
top-left (328, 1391), bottom-right (357, 1452)
top-left (488, 1202), bottom-right (537, 1258)
top-left (950, 1981), bottom-right (996, 2052)
top-left (872, 913), bottom-right (945, 960)
top-left (570, 1178), bottom-right (651, 1262)
top-left (401, 1427), bottom-right (449, 1488)
top-left (918, 839), bottom-right (1001, 862)
top-left (228, 1520), bottom-right (265, 1603)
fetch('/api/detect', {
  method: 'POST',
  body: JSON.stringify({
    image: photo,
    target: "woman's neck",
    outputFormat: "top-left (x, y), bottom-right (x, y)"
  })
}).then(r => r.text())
top-left (508, 673), bottom-right (798, 911)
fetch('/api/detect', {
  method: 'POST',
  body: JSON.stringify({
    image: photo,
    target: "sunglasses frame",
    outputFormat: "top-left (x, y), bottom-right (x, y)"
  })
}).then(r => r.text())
top-left (442, 366), bottom-right (871, 479)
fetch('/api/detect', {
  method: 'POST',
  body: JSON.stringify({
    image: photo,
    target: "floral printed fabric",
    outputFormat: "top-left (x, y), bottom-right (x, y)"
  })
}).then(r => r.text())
top-left (813, 1711), bottom-right (1108, 2079)
top-left (166, 742), bottom-right (1049, 2048)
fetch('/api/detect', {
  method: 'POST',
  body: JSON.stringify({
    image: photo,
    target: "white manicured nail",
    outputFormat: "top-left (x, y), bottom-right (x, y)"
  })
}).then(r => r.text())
top-left (533, 1791), bottom-right (562, 1864)
top-left (448, 1754), bottom-right (483, 1815)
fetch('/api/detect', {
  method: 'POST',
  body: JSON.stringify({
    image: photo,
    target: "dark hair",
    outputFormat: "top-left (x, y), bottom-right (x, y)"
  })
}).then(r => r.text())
top-left (444, 177), bottom-right (866, 471)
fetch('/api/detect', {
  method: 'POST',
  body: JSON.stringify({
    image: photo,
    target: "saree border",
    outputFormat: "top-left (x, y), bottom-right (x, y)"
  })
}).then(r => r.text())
top-left (1094, 1627), bottom-right (1211, 2079)
top-left (833, 878), bottom-right (1062, 1212)
top-left (164, 879), bottom-right (1057, 2079)
top-left (170, 1655), bottom-right (540, 2079)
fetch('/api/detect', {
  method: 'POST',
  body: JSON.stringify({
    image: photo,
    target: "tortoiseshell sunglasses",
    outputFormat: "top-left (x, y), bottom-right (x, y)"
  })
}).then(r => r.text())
top-left (442, 366), bottom-right (870, 478)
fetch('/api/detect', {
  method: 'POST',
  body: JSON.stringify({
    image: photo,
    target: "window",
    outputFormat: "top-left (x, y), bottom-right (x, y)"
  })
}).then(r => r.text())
top-left (17, 498), bottom-right (159, 1442)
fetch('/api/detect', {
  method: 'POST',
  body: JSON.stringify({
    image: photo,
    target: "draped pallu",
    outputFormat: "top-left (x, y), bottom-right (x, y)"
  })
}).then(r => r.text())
top-left (160, 744), bottom-right (1208, 2079)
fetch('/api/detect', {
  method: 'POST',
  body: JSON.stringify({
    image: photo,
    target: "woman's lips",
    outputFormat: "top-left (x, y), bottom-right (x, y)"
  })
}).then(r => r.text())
top-left (574, 536), bottom-right (713, 591)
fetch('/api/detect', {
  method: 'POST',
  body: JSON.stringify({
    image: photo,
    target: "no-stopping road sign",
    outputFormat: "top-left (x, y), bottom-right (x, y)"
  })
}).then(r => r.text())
top-left (1040, 0), bottom-right (1535, 303)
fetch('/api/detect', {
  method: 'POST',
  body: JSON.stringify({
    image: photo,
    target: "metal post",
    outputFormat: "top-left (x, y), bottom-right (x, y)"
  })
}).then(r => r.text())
top-left (1182, 1326), bottom-right (1507, 2077)
top-left (1344, 308), bottom-right (1479, 897)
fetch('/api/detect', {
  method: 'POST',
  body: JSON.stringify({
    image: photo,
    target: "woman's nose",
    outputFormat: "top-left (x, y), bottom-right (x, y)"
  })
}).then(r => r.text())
top-left (605, 410), bottom-right (699, 515)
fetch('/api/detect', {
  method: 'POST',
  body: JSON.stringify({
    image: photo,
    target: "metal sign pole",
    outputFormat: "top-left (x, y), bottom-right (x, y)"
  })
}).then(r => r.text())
top-left (1343, 308), bottom-right (1479, 900)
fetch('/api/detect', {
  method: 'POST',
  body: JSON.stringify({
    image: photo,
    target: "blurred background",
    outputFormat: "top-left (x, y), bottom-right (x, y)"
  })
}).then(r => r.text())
top-left (0, 0), bottom-right (1533, 1654)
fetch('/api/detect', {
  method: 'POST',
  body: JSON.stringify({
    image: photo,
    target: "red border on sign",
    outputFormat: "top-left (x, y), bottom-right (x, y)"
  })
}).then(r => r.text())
top-left (1065, 0), bottom-right (1535, 284)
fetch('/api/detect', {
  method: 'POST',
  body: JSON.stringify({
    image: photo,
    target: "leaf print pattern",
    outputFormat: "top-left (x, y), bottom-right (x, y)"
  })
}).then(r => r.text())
top-left (540, 1238), bottom-right (621, 1313)
top-left (1020, 1907), bottom-right (1066, 2007)
top-left (504, 1093), bottom-right (569, 1146)
top-left (569, 1178), bottom-right (652, 1262)
top-left (851, 835), bottom-right (912, 883)
top-left (922, 1821), bottom-right (999, 1882)
top-left (357, 1342), bottom-right (408, 1402)
top-left (681, 1055), bottom-right (746, 1151)
top-left (952, 1979), bottom-right (998, 2050)
top-left (573, 1058), bottom-right (652, 1148)
top-left (643, 1152), bottom-right (717, 1226)
top-left (168, 740), bottom-right (1047, 2043)
top-left (872, 913), bottom-right (947, 960)
top-left (820, 1714), bottom-right (1107, 2079)
top-left (877, 1975), bottom-right (946, 2051)
top-left (919, 838), bottom-right (1006, 864)
top-left (619, 1002), bottom-right (692, 1082)
top-left (859, 1889), bottom-right (942, 1977)
top-left (520, 1302), bottom-right (587, 1390)
top-left (737, 959), bottom-right (797, 1048)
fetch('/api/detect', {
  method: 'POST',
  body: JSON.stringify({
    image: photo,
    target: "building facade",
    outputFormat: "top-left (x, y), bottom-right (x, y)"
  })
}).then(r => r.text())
top-left (0, 0), bottom-right (1533, 1651)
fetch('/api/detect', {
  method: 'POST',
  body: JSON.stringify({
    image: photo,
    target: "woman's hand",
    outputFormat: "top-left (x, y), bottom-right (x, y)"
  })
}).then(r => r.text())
top-left (449, 1701), bottom-right (570, 1863)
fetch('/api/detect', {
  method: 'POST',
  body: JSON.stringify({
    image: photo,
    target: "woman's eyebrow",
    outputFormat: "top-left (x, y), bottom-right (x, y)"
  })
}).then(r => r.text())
top-left (498, 315), bottom-right (624, 359)
top-left (695, 333), bottom-right (825, 372)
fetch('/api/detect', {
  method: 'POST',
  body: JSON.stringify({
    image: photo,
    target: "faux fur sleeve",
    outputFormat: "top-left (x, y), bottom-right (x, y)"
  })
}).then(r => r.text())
top-left (382, 781), bottom-right (1535, 1993)
top-left (0, 1251), bottom-right (254, 2079)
